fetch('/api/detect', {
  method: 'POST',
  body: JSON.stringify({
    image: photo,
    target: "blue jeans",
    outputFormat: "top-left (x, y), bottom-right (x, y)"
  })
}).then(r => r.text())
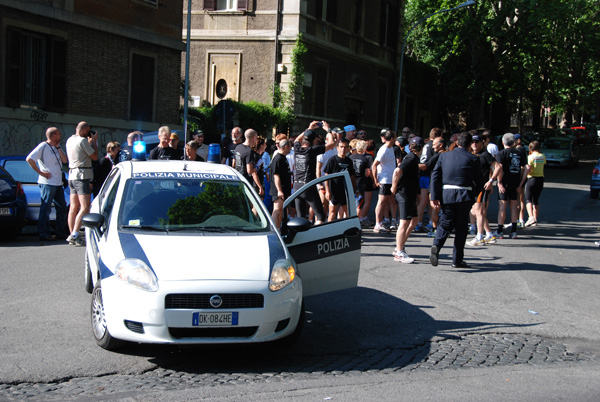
top-left (39, 184), bottom-right (68, 238)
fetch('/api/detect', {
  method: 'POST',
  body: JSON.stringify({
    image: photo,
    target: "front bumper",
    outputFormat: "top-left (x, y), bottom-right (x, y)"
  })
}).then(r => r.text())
top-left (100, 276), bottom-right (303, 345)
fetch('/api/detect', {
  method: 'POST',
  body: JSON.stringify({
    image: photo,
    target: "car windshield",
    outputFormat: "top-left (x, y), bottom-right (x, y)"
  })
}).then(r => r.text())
top-left (543, 139), bottom-right (570, 150)
top-left (3, 160), bottom-right (38, 183)
top-left (118, 178), bottom-right (270, 232)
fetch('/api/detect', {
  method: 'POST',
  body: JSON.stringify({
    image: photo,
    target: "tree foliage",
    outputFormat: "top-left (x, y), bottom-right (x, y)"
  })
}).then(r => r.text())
top-left (405, 0), bottom-right (600, 131)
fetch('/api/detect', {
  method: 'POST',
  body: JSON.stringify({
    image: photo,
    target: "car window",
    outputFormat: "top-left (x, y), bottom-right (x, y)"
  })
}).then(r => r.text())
top-left (98, 168), bottom-right (120, 210)
top-left (101, 174), bottom-right (121, 221)
top-left (119, 178), bottom-right (269, 232)
top-left (3, 160), bottom-right (38, 183)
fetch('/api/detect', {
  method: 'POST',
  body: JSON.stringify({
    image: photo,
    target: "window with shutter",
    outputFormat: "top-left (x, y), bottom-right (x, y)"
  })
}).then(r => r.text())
top-left (130, 53), bottom-right (155, 122)
top-left (237, 0), bottom-right (247, 10)
top-left (6, 28), bottom-right (23, 108)
top-left (46, 37), bottom-right (67, 112)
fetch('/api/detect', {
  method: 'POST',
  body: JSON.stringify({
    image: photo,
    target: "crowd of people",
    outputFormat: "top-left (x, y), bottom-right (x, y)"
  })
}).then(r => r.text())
top-left (25, 120), bottom-right (548, 259)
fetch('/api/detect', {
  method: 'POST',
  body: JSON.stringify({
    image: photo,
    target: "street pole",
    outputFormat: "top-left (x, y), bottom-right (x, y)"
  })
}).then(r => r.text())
top-left (183, 0), bottom-right (192, 149)
top-left (393, 0), bottom-right (475, 133)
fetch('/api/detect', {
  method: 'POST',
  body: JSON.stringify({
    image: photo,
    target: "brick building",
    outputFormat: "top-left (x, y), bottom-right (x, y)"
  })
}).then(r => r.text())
top-left (0, 0), bottom-right (185, 156)
top-left (185, 0), bottom-right (439, 136)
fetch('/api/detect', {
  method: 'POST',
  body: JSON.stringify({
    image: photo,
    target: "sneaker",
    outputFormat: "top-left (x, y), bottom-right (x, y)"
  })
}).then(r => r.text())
top-left (517, 220), bottom-right (525, 228)
top-left (66, 234), bottom-right (74, 244)
top-left (510, 232), bottom-right (518, 239)
top-left (382, 218), bottom-right (391, 229)
top-left (483, 234), bottom-right (497, 244)
top-left (468, 237), bottom-right (485, 246)
top-left (430, 245), bottom-right (439, 267)
top-left (524, 218), bottom-right (537, 227)
top-left (595, 241), bottom-right (600, 247)
top-left (71, 236), bottom-right (86, 247)
top-left (469, 225), bottom-right (477, 235)
top-left (427, 229), bottom-right (437, 238)
top-left (394, 250), bottom-right (415, 264)
top-left (414, 224), bottom-right (426, 233)
top-left (492, 231), bottom-right (504, 240)
top-left (373, 223), bottom-right (390, 233)
top-left (389, 219), bottom-right (398, 231)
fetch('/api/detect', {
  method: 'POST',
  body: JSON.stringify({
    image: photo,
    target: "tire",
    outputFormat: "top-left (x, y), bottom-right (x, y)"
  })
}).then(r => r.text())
top-left (273, 301), bottom-right (305, 348)
top-left (91, 281), bottom-right (123, 350)
top-left (0, 225), bottom-right (23, 241)
top-left (84, 252), bottom-right (93, 294)
top-left (591, 189), bottom-right (599, 199)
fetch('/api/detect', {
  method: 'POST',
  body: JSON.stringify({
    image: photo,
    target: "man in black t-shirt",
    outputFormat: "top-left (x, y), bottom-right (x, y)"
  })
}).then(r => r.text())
top-left (233, 129), bottom-right (263, 196)
top-left (221, 126), bottom-right (243, 165)
top-left (149, 126), bottom-right (179, 160)
top-left (293, 121), bottom-right (335, 225)
top-left (416, 127), bottom-right (443, 233)
top-left (270, 139), bottom-right (292, 229)
top-left (390, 136), bottom-right (423, 264)
top-left (324, 139), bottom-right (356, 222)
top-left (488, 133), bottom-right (529, 239)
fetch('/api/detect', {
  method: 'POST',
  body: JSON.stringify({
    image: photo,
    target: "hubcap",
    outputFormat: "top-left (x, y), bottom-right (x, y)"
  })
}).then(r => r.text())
top-left (91, 287), bottom-right (107, 340)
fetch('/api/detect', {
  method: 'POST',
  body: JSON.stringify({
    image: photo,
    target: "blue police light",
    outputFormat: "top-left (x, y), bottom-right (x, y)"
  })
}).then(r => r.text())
top-left (207, 143), bottom-right (220, 163)
top-left (133, 141), bottom-right (146, 161)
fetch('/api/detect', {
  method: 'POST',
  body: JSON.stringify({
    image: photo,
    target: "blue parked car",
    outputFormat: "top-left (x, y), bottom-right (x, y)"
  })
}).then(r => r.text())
top-left (0, 165), bottom-right (27, 240)
top-left (0, 156), bottom-right (70, 224)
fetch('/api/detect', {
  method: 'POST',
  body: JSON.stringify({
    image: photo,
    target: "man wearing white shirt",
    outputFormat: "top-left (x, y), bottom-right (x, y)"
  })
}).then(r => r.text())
top-left (26, 127), bottom-right (68, 241)
top-left (371, 128), bottom-right (397, 233)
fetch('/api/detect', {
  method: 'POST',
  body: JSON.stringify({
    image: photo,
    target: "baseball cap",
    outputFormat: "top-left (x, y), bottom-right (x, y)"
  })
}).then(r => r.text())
top-left (304, 129), bottom-right (317, 143)
top-left (194, 130), bottom-right (204, 137)
top-left (170, 133), bottom-right (179, 140)
top-left (410, 136), bottom-right (425, 146)
top-left (472, 135), bottom-right (481, 141)
top-left (331, 127), bottom-right (344, 135)
top-left (344, 125), bottom-right (356, 132)
top-left (514, 133), bottom-right (521, 140)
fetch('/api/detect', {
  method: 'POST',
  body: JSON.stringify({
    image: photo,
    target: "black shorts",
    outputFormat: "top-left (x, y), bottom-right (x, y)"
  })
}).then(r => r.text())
top-left (525, 176), bottom-right (544, 205)
top-left (379, 183), bottom-right (393, 196)
top-left (498, 186), bottom-right (519, 201)
top-left (329, 188), bottom-right (347, 206)
top-left (395, 193), bottom-right (417, 220)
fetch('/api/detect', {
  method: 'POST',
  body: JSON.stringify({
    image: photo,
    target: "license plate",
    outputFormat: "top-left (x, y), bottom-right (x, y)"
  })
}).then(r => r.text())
top-left (0, 208), bottom-right (12, 216)
top-left (192, 312), bottom-right (238, 326)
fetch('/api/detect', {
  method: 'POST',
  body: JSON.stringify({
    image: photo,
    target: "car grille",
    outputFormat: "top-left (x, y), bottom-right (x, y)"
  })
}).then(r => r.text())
top-left (165, 293), bottom-right (264, 309)
top-left (168, 327), bottom-right (258, 339)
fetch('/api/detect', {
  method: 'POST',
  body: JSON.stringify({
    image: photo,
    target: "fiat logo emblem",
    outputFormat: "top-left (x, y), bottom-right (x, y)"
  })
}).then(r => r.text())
top-left (209, 295), bottom-right (223, 308)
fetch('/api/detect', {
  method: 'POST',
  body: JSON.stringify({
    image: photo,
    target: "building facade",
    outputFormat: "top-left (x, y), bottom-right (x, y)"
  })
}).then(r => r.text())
top-left (185, 0), bottom-right (439, 137)
top-left (0, 0), bottom-right (185, 156)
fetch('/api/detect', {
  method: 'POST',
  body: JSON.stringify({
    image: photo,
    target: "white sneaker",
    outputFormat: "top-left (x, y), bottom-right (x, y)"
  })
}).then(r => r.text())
top-left (394, 250), bottom-right (415, 264)
top-left (595, 241), bottom-right (600, 247)
top-left (468, 237), bottom-right (485, 246)
top-left (373, 223), bottom-right (390, 233)
top-left (484, 234), bottom-right (497, 244)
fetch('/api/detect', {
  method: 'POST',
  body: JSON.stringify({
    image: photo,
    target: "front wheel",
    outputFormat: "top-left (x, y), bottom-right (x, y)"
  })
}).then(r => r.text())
top-left (591, 189), bottom-right (599, 199)
top-left (91, 282), bottom-right (123, 350)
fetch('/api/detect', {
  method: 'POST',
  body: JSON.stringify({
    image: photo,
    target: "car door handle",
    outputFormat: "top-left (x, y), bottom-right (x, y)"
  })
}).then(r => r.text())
top-left (344, 227), bottom-right (361, 237)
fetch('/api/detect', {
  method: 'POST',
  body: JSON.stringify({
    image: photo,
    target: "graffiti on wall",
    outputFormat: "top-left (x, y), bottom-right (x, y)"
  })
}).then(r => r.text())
top-left (0, 119), bottom-right (127, 157)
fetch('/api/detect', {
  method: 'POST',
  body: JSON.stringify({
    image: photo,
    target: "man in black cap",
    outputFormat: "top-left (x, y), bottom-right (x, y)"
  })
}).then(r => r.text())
top-left (293, 121), bottom-right (335, 225)
top-left (391, 136), bottom-right (424, 263)
top-left (430, 132), bottom-right (483, 268)
top-left (193, 130), bottom-right (209, 161)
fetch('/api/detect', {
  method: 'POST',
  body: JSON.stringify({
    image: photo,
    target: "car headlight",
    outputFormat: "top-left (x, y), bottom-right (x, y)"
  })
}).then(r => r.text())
top-left (115, 259), bottom-right (158, 292)
top-left (269, 259), bottom-right (296, 292)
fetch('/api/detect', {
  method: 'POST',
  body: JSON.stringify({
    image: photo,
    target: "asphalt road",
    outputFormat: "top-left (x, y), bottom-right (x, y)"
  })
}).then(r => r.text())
top-left (1, 144), bottom-right (600, 401)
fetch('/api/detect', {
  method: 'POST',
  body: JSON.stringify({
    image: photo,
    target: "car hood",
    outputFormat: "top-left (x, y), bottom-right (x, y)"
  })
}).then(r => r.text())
top-left (117, 231), bottom-right (286, 282)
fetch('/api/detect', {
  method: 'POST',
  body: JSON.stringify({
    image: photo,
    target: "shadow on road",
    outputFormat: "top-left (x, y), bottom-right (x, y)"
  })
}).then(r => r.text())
top-left (104, 287), bottom-right (538, 375)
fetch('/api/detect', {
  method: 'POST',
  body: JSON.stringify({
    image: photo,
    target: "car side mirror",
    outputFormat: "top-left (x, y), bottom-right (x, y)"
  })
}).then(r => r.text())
top-left (82, 213), bottom-right (104, 229)
top-left (282, 217), bottom-right (312, 244)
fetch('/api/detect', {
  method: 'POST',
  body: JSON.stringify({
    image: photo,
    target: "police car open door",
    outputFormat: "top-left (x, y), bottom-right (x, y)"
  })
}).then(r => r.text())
top-left (283, 171), bottom-right (361, 297)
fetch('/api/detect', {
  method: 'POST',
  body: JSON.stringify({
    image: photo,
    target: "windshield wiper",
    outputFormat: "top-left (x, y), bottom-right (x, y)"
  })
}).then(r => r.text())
top-left (121, 225), bottom-right (168, 232)
top-left (230, 227), bottom-right (265, 232)
top-left (194, 226), bottom-right (231, 233)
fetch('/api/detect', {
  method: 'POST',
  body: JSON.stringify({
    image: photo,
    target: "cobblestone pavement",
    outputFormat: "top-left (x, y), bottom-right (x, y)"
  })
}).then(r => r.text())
top-left (0, 333), bottom-right (595, 401)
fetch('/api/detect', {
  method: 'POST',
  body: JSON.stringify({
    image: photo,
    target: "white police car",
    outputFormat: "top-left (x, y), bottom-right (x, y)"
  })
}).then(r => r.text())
top-left (82, 160), bottom-right (361, 349)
